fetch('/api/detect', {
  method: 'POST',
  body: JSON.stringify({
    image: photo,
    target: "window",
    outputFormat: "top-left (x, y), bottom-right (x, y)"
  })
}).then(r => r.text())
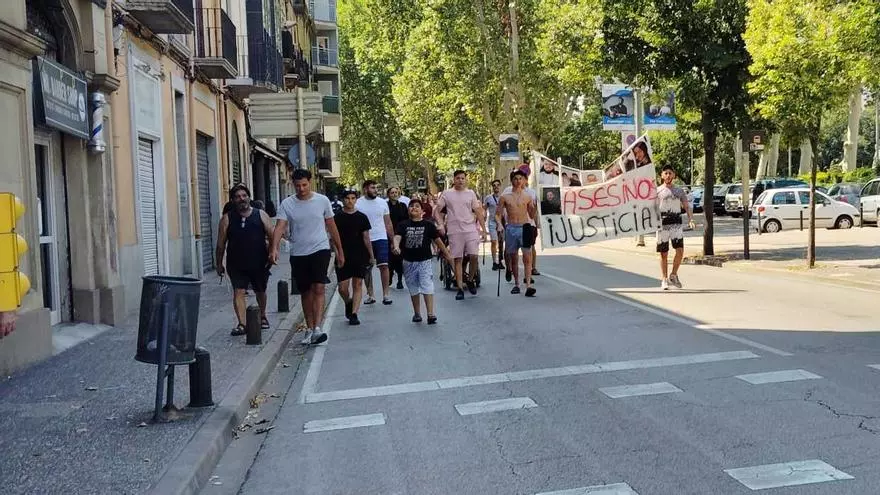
top-left (797, 191), bottom-right (825, 205)
top-left (772, 192), bottom-right (796, 205)
top-left (863, 180), bottom-right (879, 197)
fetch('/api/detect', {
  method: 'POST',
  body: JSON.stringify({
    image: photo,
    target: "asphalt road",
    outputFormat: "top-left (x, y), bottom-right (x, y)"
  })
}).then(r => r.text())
top-left (204, 246), bottom-right (880, 495)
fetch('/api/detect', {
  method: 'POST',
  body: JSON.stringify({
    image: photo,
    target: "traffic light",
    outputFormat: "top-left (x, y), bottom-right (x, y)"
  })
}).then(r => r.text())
top-left (0, 192), bottom-right (30, 311)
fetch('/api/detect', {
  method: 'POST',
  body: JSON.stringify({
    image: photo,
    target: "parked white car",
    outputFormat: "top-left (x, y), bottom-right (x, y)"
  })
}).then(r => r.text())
top-left (749, 188), bottom-right (860, 233)
top-left (859, 178), bottom-right (880, 223)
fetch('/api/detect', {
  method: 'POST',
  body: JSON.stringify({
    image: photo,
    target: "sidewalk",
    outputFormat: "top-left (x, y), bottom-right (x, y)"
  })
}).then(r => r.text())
top-left (0, 259), bottom-right (331, 494)
top-left (588, 219), bottom-right (880, 289)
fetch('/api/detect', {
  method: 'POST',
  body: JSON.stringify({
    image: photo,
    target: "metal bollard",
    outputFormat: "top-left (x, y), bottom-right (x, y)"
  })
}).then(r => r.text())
top-left (187, 347), bottom-right (214, 408)
top-left (757, 211), bottom-right (761, 235)
top-left (245, 305), bottom-right (262, 345)
top-left (860, 204), bottom-right (864, 228)
top-left (278, 280), bottom-right (289, 313)
top-left (800, 210), bottom-right (804, 231)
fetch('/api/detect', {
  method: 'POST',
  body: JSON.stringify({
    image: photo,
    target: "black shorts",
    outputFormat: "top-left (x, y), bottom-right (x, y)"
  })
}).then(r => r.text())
top-left (335, 261), bottom-right (367, 282)
top-left (228, 266), bottom-right (270, 292)
top-left (656, 238), bottom-right (684, 253)
top-left (290, 250), bottom-right (332, 294)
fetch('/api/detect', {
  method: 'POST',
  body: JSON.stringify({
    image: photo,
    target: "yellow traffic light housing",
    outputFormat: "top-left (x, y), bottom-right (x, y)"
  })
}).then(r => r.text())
top-left (0, 192), bottom-right (30, 312)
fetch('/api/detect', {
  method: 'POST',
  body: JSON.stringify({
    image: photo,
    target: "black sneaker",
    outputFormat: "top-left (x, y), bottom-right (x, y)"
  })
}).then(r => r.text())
top-left (467, 280), bottom-right (477, 295)
top-left (525, 287), bottom-right (536, 297)
top-left (531, 268), bottom-right (541, 276)
top-left (382, 297), bottom-right (393, 305)
top-left (491, 262), bottom-right (499, 271)
top-left (348, 314), bottom-right (361, 325)
top-left (427, 314), bottom-right (437, 325)
top-left (511, 286), bottom-right (521, 295)
top-left (396, 280), bottom-right (404, 290)
top-left (505, 269), bottom-right (512, 283)
top-left (455, 289), bottom-right (465, 300)
top-left (344, 299), bottom-right (353, 319)
top-left (412, 314), bottom-right (423, 323)
top-left (498, 262), bottom-right (505, 270)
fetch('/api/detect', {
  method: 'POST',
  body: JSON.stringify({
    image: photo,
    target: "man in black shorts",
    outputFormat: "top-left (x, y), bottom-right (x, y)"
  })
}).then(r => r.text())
top-left (270, 169), bottom-right (344, 345)
top-left (334, 190), bottom-right (375, 325)
top-left (216, 185), bottom-right (274, 335)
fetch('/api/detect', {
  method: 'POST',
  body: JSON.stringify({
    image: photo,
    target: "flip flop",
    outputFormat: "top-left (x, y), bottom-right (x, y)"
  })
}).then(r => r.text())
top-left (230, 324), bottom-right (246, 336)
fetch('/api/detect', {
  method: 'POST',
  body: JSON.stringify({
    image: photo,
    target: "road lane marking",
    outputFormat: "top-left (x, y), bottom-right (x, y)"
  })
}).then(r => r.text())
top-left (454, 397), bottom-right (538, 416)
top-left (303, 413), bottom-right (386, 433)
top-left (599, 382), bottom-right (682, 399)
top-left (724, 459), bottom-right (853, 490)
top-left (543, 272), bottom-right (793, 357)
top-left (536, 482), bottom-right (640, 494)
top-left (735, 369), bottom-right (822, 385)
top-left (304, 350), bottom-right (758, 403)
top-left (867, 364), bottom-right (880, 371)
top-left (297, 292), bottom-right (342, 404)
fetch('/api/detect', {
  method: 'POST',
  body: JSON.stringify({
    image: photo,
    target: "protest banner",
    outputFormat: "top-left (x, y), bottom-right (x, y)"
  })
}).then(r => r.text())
top-left (539, 136), bottom-right (661, 248)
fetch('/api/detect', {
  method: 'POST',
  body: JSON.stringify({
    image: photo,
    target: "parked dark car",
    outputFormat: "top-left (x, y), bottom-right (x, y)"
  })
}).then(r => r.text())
top-left (692, 188), bottom-right (704, 213)
top-left (827, 182), bottom-right (864, 206)
top-left (713, 184), bottom-right (732, 215)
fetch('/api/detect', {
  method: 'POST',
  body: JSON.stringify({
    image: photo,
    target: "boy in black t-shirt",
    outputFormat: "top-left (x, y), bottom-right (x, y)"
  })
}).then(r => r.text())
top-left (392, 199), bottom-right (452, 324)
top-left (334, 190), bottom-right (375, 325)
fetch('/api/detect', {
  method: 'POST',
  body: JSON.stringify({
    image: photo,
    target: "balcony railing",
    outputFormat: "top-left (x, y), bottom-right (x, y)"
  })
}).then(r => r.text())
top-left (309, 0), bottom-right (337, 23)
top-left (228, 32), bottom-right (283, 94)
top-left (322, 95), bottom-right (339, 114)
top-left (194, 7), bottom-right (238, 79)
top-left (126, 0), bottom-right (195, 34)
top-left (312, 46), bottom-right (338, 67)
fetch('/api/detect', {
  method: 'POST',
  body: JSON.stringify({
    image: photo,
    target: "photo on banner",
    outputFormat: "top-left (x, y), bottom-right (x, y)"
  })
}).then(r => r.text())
top-left (601, 84), bottom-right (635, 130)
top-left (539, 135), bottom-right (661, 249)
top-left (643, 89), bottom-right (677, 130)
top-left (534, 154), bottom-right (561, 187)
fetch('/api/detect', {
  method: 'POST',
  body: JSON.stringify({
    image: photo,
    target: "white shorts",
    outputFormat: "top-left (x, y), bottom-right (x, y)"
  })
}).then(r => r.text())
top-left (403, 260), bottom-right (435, 296)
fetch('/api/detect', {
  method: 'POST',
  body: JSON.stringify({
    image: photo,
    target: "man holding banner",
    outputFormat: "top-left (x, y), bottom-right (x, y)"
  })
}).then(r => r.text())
top-left (496, 169), bottom-right (537, 297)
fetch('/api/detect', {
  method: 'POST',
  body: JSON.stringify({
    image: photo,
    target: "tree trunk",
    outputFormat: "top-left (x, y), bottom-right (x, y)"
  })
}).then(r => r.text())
top-left (874, 92), bottom-right (880, 172)
top-left (733, 135), bottom-right (743, 181)
top-left (843, 84), bottom-right (862, 172)
top-left (798, 138), bottom-right (813, 175)
top-left (766, 134), bottom-right (781, 177)
top-left (702, 122), bottom-right (717, 256)
top-left (421, 156), bottom-right (439, 195)
top-left (755, 148), bottom-right (768, 180)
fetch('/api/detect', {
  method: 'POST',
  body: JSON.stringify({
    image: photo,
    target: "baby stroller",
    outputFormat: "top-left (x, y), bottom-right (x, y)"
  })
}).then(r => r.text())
top-left (438, 235), bottom-right (482, 291)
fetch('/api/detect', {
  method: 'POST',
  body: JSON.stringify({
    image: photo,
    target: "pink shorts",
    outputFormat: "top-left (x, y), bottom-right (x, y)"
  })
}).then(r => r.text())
top-left (448, 233), bottom-right (480, 259)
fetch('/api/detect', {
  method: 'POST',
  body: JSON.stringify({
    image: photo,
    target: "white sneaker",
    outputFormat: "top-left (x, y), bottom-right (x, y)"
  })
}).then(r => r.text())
top-left (661, 279), bottom-right (669, 291)
top-left (669, 274), bottom-right (682, 289)
top-left (300, 329), bottom-right (314, 345)
top-left (301, 327), bottom-right (328, 346)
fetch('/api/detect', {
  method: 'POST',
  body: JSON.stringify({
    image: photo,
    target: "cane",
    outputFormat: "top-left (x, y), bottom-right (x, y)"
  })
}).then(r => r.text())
top-left (481, 235), bottom-right (486, 266)
top-left (496, 256), bottom-right (502, 297)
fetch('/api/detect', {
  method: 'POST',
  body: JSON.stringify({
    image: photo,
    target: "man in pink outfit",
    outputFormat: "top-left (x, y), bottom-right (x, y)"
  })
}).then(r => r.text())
top-left (435, 170), bottom-right (487, 300)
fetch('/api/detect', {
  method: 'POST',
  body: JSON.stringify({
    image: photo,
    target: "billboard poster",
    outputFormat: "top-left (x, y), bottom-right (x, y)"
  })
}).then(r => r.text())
top-left (539, 135), bottom-right (660, 248)
top-left (499, 134), bottom-right (520, 161)
top-left (643, 90), bottom-right (677, 130)
top-left (601, 84), bottom-right (635, 130)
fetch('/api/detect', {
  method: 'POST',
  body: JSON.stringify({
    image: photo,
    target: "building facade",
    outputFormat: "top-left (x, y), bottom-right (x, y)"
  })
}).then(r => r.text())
top-left (0, 0), bottom-right (324, 374)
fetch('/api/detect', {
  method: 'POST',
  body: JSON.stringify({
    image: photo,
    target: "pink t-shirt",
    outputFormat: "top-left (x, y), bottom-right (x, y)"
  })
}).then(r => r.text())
top-left (437, 188), bottom-right (480, 236)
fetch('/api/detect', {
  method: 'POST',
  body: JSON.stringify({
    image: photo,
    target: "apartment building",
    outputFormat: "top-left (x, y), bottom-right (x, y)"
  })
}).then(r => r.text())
top-left (0, 0), bottom-right (318, 374)
top-left (310, 0), bottom-right (341, 181)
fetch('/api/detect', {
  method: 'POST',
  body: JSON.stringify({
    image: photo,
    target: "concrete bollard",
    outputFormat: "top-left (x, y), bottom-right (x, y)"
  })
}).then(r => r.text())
top-left (245, 305), bottom-right (261, 345)
top-left (187, 347), bottom-right (214, 408)
top-left (278, 280), bottom-right (289, 313)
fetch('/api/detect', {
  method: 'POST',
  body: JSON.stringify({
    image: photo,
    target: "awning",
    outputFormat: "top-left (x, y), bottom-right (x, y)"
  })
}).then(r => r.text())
top-left (250, 139), bottom-right (286, 164)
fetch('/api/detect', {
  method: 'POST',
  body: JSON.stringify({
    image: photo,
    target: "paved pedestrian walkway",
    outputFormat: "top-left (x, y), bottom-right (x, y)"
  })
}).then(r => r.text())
top-left (0, 259), bottom-right (323, 494)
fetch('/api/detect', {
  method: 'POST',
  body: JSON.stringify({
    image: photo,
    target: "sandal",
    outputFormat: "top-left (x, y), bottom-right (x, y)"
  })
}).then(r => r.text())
top-left (364, 297), bottom-right (376, 305)
top-left (261, 317), bottom-right (270, 329)
top-left (230, 324), bottom-right (247, 336)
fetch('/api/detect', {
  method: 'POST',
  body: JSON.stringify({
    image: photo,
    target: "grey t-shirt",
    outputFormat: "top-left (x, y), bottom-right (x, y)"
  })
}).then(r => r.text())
top-left (278, 193), bottom-right (334, 256)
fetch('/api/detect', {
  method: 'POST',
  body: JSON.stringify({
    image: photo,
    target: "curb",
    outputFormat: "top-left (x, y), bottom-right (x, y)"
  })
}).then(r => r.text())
top-left (148, 308), bottom-right (301, 495)
top-left (726, 262), bottom-right (880, 293)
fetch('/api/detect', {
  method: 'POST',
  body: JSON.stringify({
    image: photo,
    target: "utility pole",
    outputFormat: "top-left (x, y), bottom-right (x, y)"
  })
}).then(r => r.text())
top-left (741, 136), bottom-right (750, 260)
top-left (296, 86), bottom-right (308, 171)
top-left (634, 88), bottom-right (645, 247)
top-left (875, 93), bottom-right (880, 171)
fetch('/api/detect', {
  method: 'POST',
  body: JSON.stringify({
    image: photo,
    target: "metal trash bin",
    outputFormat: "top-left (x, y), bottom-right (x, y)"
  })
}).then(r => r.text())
top-left (135, 275), bottom-right (202, 365)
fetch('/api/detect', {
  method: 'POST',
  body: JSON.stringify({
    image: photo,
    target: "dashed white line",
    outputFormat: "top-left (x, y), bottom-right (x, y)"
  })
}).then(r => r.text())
top-left (735, 369), bottom-right (822, 385)
top-left (536, 482), bottom-right (640, 494)
top-left (599, 382), bottom-right (682, 399)
top-left (724, 459), bottom-right (853, 490)
top-left (543, 272), bottom-right (793, 357)
top-left (303, 413), bottom-right (386, 433)
top-left (454, 397), bottom-right (538, 416)
top-left (304, 350), bottom-right (758, 403)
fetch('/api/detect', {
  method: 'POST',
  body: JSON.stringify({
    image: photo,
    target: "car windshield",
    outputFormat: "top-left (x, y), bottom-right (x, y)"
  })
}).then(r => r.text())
top-left (728, 185), bottom-right (743, 194)
top-left (714, 185), bottom-right (726, 194)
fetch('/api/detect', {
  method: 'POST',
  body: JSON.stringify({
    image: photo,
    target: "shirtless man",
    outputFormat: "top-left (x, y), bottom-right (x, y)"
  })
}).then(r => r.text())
top-left (496, 169), bottom-right (537, 297)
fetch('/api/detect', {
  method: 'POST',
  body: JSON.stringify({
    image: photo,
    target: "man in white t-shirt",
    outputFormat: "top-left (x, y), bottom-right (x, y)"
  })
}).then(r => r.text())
top-left (271, 169), bottom-right (343, 346)
top-left (356, 180), bottom-right (395, 305)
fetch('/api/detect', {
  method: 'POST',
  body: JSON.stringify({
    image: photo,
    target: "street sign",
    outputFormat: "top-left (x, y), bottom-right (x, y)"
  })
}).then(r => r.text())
top-left (248, 92), bottom-right (323, 138)
top-left (499, 134), bottom-right (520, 161)
top-left (742, 130), bottom-right (767, 152)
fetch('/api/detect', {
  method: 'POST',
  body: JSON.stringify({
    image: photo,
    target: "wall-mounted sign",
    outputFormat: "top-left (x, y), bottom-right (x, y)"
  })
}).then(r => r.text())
top-left (742, 130), bottom-right (767, 152)
top-left (33, 57), bottom-right (89, 139)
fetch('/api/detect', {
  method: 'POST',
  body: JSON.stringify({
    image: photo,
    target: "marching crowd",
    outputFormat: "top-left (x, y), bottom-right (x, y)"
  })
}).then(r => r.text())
top-left (215, 165), bottom-right (542, 346)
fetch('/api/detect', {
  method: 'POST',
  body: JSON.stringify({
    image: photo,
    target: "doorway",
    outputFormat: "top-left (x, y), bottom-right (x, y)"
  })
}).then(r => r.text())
top-left (34, 133), bottom-right (71, 325)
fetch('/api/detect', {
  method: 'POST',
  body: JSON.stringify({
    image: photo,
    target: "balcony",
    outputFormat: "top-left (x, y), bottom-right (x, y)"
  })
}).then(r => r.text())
top-left (125, 0), bottom-right (194, 34)
top-left (322, 95), bottom-right (339, 114)
top-left (227, 31), bottom-right (283, 97)
top-left (317, 156), bottom-right (340, 178)
top-left (312, 46), bottom-right (338, 73)
top-left (309, 0), bottom-right (337, 25)
top-left (194, 8), bottom-right (238, 79)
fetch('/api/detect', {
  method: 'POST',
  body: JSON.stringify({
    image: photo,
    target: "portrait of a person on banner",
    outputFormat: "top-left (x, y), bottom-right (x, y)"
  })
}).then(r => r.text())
top-left (541, 187), bottom-right (561, 215)
top-left (538, 158), bottom-right (559, 186)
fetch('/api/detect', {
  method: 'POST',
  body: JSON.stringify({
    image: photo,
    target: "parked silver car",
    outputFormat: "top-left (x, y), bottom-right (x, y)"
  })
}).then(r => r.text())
top-left (859, 178), bottom-right (880, 223)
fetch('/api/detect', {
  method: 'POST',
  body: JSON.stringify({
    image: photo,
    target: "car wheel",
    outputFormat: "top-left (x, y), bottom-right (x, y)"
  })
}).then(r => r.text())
top-left (763, 219), bottom-right (782, 233)
top-left (834, 215), bottom-right (853, 229)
